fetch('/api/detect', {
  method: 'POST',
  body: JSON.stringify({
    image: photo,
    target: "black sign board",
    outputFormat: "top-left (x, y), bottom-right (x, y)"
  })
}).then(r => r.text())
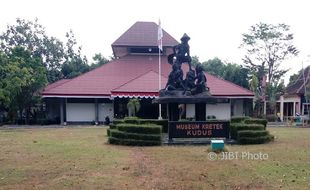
top-left (168, 121), bottom-right (230, 139)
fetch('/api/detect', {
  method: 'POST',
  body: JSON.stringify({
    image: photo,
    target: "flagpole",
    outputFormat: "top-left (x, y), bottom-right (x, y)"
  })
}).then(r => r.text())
top-left (158, 19), bottom-right (163, 120)
top-left (158, 45), bottom-right (162, 120)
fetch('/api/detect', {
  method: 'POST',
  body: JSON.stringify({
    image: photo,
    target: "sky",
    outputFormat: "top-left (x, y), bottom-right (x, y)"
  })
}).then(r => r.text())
top-left (1, 0), bottom-right (310, 84)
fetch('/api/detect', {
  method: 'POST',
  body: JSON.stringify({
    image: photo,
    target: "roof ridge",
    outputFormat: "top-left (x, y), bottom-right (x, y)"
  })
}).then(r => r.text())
top-left (111, 69), bottom-right (155, 91)
top-left (205, 72), bottom-right (254, 95)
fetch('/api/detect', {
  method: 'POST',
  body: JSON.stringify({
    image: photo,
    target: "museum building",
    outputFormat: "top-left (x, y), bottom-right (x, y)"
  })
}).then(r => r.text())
top-left (42, 21), bottom-right (254, 124)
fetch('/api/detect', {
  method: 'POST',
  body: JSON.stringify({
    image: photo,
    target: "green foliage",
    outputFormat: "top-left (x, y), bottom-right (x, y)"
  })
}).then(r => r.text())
top-left (89, 53), bottom-right (109, 70)
top-left (244, 118), bottom-right (268, 129)
top-left (109, 124), bottom-right (117, 129)
top-left (238, 135), bottom-right (274, 144)
top-left (202, 57), bottom-right (225, 77)
top-left (0, 18), bottom-right (110, 83)
top-left (230, 123), bottom-right (265, 139)
top-left (231, 116), bottom-right (251, 123)
top-left (127, 99), bottom-right (140, 117)
top-left (108, 120), bottom-right (162, 146)
top-left (241, 22), bottom-right (298, 87)
top-left (0, 47), bottom-right (47, 123)
top-left (123, 117), bottom-right (140, 124)
top-left (107, 128), bottom-right (111, 136)
top-left (112, 119), bottom-right (125, 125)
top-left (116, 123), bottom-right (162, 134)
top-left (0, 18), bottom-right (64, 83)
top-left (237, 130), bottom-right (269, 138)
top-left (139, 119), bottom-right (168, 133)
top-left (109, 129), bottom-right (161, 141)
top-left (201, 57), bottom-right (250, 89)
top-left (108, 137), bottom-right (161, 146)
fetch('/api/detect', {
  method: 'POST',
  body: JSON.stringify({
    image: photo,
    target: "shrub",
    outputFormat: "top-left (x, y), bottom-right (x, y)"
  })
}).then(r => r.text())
top-left (109, 123), bottom-right (117, 129)
top-left (139, 119), bottom-right (168, 133)
top-left (108, 137), bottom-right (161, 146)
top-left (116, 123), bottom-right (161, 134)
top-left (244, 118), bottom-right (268, 129)
top-left (123, 117), bottom-right (140, 124)
top-left (237, 130), bottom-right (269, 138)
top-left (238, 135), bottom-right (274, 144)
top-left (230, 123), bottom-right (264, 139)
top-left (109, 129), bottom-right (161, 141)
top-left (231, 116), bottom-right (251, 123)
top-left (107, 129), bottom-right (111, 136)
top-left (113, 119), bottom-right (124, 125)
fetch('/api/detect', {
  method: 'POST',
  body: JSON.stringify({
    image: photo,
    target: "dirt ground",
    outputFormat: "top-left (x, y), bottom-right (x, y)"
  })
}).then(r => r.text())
top-left (0, 126), bottom-right (309, 190)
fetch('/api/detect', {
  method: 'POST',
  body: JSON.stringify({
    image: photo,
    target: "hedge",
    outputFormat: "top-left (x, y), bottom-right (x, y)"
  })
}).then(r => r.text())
top-left (139, 119), bottom-right (168, 133)
top-left (107, 128), bottom-right (111, 137)
top-left (109, 124), bottom-right (117, 129)
top-left (238, 135), bottom-right (274, 144)
top-left (116, 123), bottom-right (161, 134)
top-left (244, 118), bottom-right (268, 129)
top-left (230, 123), bottom-right (265, 139)
top-left (237, 130), bottom-right (269, 138)
top-left (123, 117), bottom-right (140, 124)
top-left (231, 116), bottom-right (251, 123)
top-left (108, 137), bottom-right (161, 146)
top-left (109, 129), bottom-right (161, 141)
top-left (113, 119), bottom-right (124, 125)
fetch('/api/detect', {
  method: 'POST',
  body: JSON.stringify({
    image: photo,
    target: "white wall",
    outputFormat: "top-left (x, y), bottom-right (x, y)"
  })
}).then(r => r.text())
top-left (185, 103), bottom-right (231, 120)
top-left (206, 103), bottom-right (231, 120)
top-left (66, 103), bottom-right (95, 122)
top-left (99, 103), bottom-right (114, 121)
top-left (186, 104), bottom-right (195, 118)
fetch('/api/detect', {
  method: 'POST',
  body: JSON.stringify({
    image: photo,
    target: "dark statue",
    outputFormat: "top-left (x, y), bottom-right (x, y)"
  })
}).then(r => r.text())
top-left (161, 34), bottom-right (209, 97)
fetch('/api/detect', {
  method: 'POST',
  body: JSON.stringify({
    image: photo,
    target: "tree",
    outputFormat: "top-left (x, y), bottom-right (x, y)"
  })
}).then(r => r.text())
top-left (61, 30), bottom-right (90, 79)
top-left (222, 63), bottom-right (250, 89)
top-left (202, 57), bottom-right (225, 77)
top-left (241, 23), bottom-right (298, 84)
top-left (0, 18), bottom-right (65, 83)
top-left (89, 53), bottom-right (109, 70)
top-left (127, 98), bottom-right (140, 117)
top-left (0, 47), bottom-right (47, 123)
top-left (200, 57), bottom-right (250, 89)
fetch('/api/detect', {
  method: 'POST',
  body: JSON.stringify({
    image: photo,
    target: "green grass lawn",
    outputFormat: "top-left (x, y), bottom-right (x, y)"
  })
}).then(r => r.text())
top-left (0, 127), bottom-right (309, 190)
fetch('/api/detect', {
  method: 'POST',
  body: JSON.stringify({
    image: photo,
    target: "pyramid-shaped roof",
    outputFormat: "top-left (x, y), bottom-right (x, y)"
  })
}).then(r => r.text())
top-left (42, 21), bottom-right (254, 98)
top-left (112, 21), bottom-right (178, 47)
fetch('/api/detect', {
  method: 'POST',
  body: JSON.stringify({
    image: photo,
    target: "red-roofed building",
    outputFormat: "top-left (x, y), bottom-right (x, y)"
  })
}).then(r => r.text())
top-left (42, 21), bottom-right (254, 124)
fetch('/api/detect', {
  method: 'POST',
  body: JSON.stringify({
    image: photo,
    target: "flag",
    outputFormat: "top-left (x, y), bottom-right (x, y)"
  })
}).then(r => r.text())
top-left (158, 19), bottom-right (163, 51)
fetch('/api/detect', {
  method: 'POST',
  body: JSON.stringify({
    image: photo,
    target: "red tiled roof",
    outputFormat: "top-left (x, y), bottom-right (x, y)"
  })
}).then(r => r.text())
top-left (111, 70), bottom-right (167, 97)
top-left (42, 55), bottom-right (254, 97)
top-left (286, 66), bottom-right (310, 95)
top-left (112, 21), bottom-right (178, 47)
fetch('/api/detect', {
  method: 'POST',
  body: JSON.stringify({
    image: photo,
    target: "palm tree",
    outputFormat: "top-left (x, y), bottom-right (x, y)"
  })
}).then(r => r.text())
top-left (127, 98), bottom-right (141, 117)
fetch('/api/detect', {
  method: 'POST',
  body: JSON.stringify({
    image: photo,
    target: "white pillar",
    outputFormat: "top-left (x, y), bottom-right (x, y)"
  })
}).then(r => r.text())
top-left (280, 95), bottom-right (284, 122)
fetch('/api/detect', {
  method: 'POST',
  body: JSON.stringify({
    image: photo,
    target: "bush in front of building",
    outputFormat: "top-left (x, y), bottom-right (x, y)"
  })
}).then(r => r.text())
top-left (230, 120), bottom-right (274, 144)
top-left (139, 119), bottom-right (168, 133)
top-left (244, 118), bottom-right (268, 130)
top-left (112, 117), bottom-right (168, 133)
top-left (109, 129), bottom-right (161, 141)
top-left (108, 137), bottom-right (161, 146)
top-left (108, 123), bottom-right (162, 146)
top-left (231, 116), bottom-right (251, 123)
top-left (230, 123), bottom-right (265, 139)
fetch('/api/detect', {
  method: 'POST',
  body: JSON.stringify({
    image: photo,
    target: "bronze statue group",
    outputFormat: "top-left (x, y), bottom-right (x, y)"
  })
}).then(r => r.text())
top-left (162, 34), bottom-right (208, 96)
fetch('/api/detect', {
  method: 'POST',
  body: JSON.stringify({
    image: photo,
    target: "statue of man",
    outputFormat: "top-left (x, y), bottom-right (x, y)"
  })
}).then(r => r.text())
top-left (174, 33), bottom-right (192, 70)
